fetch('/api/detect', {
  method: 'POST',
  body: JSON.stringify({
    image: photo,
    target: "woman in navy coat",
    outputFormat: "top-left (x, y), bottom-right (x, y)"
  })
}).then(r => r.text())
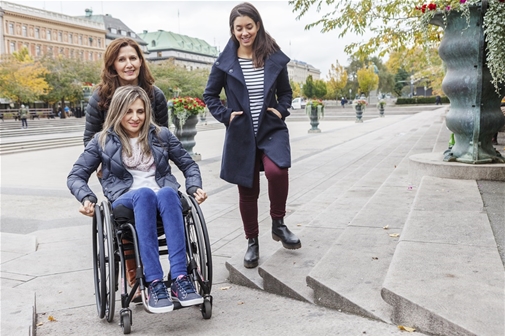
top-left (204, 2), bottom-right (301, 269)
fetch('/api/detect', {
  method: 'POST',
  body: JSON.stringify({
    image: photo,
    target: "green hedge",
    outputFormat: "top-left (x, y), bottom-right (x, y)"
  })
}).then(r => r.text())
top-left (396, 96), bottom-right (450, 105)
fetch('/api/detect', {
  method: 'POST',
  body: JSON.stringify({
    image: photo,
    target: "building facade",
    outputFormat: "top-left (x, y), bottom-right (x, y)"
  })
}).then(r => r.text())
top-left (287, 59), bottom-right (320, 83)
top-left (0, 1), bottom-right (105, 60)
top-left (138, 30), bottom-right (218, 70)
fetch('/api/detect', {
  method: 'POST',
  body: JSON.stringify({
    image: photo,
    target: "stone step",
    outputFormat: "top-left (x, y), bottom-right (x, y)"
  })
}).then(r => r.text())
top-left (260, 114), bottom-right (444, 309)
top-left (225, 111), bottom-right (443, 295)
top-left (305, 116), bottom-right (445, 323)
top-left (381, 176), bottom-right (505, 336)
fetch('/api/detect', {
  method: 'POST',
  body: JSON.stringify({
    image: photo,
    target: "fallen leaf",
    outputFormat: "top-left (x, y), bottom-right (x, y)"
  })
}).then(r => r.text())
top-left (398, 325), bottom-right (416, 332)
top-left (383, 225), bottom-right (389, 230)
top-left (48, 316), bottom-right (56, 322)
top-left (297, 223), bottom-right (302, 227)
top-left (372, 257), bottom-right (379, 260)
top-left (237, 301), bottom-right (244, 305)
top-left (407, 186), bottom-right (413, 190)
top-left (36, 322), bottom-right (44, 327)
top-left (389, 233), bottom-right (400, 238)
top-left (220, 286), bottom-right (231, 290)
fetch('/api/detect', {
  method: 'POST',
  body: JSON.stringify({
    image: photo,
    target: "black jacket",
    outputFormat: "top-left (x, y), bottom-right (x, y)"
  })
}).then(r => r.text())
top-left (68, 126), bottom-right (202, 203)
top-left (203, 38), bottom-right (292, 188)
top-left (83, 85), bottom-right (168, 146)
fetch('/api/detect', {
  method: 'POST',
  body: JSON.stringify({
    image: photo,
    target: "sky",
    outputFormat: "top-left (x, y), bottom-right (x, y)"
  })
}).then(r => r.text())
top-left (11, 0), bottom-right (367, 79)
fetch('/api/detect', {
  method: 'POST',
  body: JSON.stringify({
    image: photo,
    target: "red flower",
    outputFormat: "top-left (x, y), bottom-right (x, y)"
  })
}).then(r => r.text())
top-left (427, 3), bottom-right (437, 11)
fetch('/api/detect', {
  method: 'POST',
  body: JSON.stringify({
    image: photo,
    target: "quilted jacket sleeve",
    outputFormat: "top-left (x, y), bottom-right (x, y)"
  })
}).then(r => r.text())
top-left (83, 90), bottom-right (104, 147)
top-left (67, 136), bottom-right (102, 203)
top-left (153, 86), bottom-right (169, 128)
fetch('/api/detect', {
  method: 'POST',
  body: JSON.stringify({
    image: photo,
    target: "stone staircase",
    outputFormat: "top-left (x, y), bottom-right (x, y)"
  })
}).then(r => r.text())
top-left (223, 109), bottom-right (505, 336)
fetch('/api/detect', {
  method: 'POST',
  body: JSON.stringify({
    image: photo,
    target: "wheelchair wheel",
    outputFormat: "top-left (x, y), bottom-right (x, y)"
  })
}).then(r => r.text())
top-left (92, 204), bottom-right (107, 319)
top-left (120, 309), bottom-right (132, 334)
top-left (185, 196), bottom-right (213, 295)
top-left (101, 200), bottom-right (117, 322)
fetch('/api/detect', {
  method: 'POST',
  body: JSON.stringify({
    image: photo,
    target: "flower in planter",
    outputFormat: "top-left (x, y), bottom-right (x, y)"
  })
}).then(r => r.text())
top-left (306, 99), bottom-right (325, 118)
top-left (307, 99), bottom-right (325, 107)
top-left (415, 0), bottom-right (505, 93)
top-left (377, 100), bottom-right (386, 109)
top-left (354, 99), bottom-right (368, 108)
top-left (169, 97), bottom-right (206, 128)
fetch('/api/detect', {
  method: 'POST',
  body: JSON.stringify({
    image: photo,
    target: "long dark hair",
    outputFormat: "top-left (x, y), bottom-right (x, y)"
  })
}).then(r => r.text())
top-left (97, 38), bottom-right (154, 111)
top-left (229, 2), bottom-right (280, 68)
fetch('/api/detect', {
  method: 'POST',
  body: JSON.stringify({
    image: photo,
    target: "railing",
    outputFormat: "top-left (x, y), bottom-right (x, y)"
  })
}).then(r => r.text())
top-left (0, 108), bottom-right (55, 120)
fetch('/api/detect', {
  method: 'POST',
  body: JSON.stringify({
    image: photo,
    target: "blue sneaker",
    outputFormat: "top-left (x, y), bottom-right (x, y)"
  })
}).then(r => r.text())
top-left (147, 279), bottom-right (173, 313)
top-left (171, 275), bottom-right (203, 307)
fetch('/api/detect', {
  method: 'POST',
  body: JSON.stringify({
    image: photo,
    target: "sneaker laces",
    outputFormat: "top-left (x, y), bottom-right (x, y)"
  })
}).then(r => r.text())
top-left (149, 280), bottom-right (169, 301)
top-left (175, 275), bottom-right (196, 294)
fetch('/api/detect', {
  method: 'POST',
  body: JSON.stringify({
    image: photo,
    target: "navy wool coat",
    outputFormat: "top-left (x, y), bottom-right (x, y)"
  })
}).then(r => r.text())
top-left (67, 126), bottom-right (202, 204)
top-left (203, 38), bottom-right (293, 188)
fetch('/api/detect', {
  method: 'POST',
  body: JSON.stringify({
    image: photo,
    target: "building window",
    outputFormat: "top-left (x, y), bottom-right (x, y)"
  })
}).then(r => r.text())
top-left (35, 28), bottom-right (40, 39)
top-left (157, 52), bottom-right (162, 57)
top-left (79, 51), bottom-right (83, 60)
top-left (70, 49), bottom-right (74, 58)
top-left (130, 32), bottom-right (136, 38)
top-left (69, 33), bottom-right (73, 44)
top-left (8, 23), bottom-right (14, 35)
top-left (151, 40), bottom-right (156, 47)
top-left (89, 52), bottom-right (93, 60)
top-left (121, 30), bottom-right (127, 36)
top-left (60, 47), bottom-right (64, 55)
top-left (58, 31), bottom-right (63, 42)
top-left (88, 37), bottom-right (93, 46)
top-left (22, 25), bottom-right (27, 37)
top-left (110, 28), bottom-right (117, 34)
top-left (36, 45), bottom-right (41, 56)
top-left (97, 53), bottom-right (102, 59)
top-left (47, 29), bottom-right (51, 41)
top-left (9, 41), bottom-right (16, 53)
top-left (79, 35), bottom-right (82, 45)
top-left (98, 38), bottom-right (101, 48)
top-left (48, 46), bottom-right (53, 56)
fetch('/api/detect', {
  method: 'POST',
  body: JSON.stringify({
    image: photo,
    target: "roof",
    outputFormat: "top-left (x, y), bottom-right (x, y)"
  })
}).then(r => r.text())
top-left (77, 12), bottom-right (147, 46)
top-left (138, 30), bottom-right (218, 57)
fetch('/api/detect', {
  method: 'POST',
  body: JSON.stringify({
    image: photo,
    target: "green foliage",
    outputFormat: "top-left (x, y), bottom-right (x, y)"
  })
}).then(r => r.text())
top-left (150, 61), bottom-right (210, 99)
top-left (394, 68), bottom-right (410, 97)
top-left (290, 80), bottom-right (302, 98)
top-left (357, 64), bottom-right (379, 96)
top-left (303, 75), bottom-right (315, 98)
top-left (313, 79), bottom-right (327, 99)
top-left (326, 60), bottom-right (348, 99)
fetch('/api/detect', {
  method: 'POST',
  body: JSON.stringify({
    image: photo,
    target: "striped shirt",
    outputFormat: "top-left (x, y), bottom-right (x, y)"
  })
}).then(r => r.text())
top-left (239, 58), bottom-right (264, 135)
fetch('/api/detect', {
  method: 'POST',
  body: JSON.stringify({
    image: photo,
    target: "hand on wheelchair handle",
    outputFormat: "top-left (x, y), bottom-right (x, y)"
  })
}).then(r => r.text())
top-left (194, 188), bottom-right (208, 204)
top-left (79, 200), bottom-right (95, 217)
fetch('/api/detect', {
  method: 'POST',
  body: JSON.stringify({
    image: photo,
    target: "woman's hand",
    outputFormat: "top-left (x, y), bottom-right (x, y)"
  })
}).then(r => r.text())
top-left (79, 200), bottom-right (95, 217)
top-left (230, 111), bottom-right (243, 123)
top-left (267, 107), bottom-right (282, 119)
top-left (193, 188), bottom-right (208, 204)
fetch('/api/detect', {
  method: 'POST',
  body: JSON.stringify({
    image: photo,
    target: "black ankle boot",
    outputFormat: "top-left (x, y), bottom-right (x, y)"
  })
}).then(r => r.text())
top-left (272, 219), bottom-right (301, 249)
top-left (244, 238), bottom-right (259, 268)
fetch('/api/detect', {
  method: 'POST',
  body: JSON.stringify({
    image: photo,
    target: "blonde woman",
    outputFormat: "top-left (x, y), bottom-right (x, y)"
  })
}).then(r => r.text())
top-left (68, 86), bottom-right (207, 314)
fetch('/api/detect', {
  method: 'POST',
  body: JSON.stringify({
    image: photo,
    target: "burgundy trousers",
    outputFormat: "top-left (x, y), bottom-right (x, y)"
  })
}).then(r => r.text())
top-left (238, 150), bottom-right (289, 239)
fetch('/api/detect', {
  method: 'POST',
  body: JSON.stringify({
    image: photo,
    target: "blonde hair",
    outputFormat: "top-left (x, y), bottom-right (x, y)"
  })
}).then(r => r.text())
top-left (98, 86), bottom-right (159, 157)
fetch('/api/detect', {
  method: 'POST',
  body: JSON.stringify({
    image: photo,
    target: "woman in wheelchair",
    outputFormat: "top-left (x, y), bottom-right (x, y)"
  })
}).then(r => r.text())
top-left (67, 85), bottom-right (208, 314)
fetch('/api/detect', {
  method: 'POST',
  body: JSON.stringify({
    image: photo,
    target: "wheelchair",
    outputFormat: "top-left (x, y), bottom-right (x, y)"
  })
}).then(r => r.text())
top-left (91, 193), bottom-right (213, 334)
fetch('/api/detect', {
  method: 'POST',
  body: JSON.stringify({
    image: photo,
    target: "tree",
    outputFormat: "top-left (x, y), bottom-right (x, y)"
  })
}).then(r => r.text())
top-left (150, 61), bottom-right (210, 99)
top-left (357, 64), bottom-right (379, 98)
top-left (313, 79), bottom-right (327, 99)
top-left (303, 75), bottom-right (315, 98)
top-left (290, 80), bottom-right (302, 98)
top-left (40, 56), bottom-right (101, 117)
top-left (327, 60), bottom-right (348, 100)
top-left (0, 48), bottom-right (49, 104)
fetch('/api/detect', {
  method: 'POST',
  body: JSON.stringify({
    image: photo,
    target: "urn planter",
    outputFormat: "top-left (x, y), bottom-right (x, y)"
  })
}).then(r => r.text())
top-left (431, 4), bottom-right (505, 163)
top-left (355, 105), bottom-right (364, 123)
top-left (172, 114), bottom-right (200, 160)
top-left (306, 104), bottom-right (323, 133)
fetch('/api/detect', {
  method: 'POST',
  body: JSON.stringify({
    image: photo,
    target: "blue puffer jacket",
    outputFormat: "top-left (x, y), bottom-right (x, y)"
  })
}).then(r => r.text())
top-left (67, 126), bottom-right (202, 203)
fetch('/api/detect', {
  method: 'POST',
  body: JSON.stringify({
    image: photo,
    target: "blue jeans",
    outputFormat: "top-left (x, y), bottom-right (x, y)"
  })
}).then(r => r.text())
top-left (112, 187), bottom-right (186, 283)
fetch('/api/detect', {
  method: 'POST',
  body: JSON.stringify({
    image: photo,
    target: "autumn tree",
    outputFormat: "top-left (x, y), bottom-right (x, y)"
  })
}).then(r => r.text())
top-left (150, 61), bottom-right (210, 99)
top-left (40, 56), bottom-right (101, 117)
top-left (290, 80), bottom-right (302, 98)
top-left (326, 60), bottom-right (348, 100)
top-left (0, 48), bottom-right (49, 104)
top-left (357, 64), bottom-right (379, 98)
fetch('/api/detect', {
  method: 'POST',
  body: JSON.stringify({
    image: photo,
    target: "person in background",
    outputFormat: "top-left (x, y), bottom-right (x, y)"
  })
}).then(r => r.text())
top-left (204, 2), bottom-right (301, 269)
top-left (19, 104), bottom-right (29, 129)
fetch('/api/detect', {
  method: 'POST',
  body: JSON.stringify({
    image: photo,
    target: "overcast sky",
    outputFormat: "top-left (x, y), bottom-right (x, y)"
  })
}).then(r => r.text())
top-left (13, 0), bottom-right (366, 78)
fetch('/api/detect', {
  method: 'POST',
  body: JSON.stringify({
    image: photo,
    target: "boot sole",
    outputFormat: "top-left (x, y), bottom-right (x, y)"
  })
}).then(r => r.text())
top-left (244, 260), bottom-right (259, 268)
top-left (272, 234), bottom-right (302, 249)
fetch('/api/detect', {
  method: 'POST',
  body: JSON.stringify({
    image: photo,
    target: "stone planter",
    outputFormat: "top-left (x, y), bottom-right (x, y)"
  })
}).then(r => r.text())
top-left (355, 105), bottom-right (364, 123)
top-left (306, 104), bottom-right (323, 133)
top-left (431, 4), bottom-right (505, 163)
top-left (172, 114), bottom-right (200, 160)
top-left (378, 105), bottom-right (385, 118)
